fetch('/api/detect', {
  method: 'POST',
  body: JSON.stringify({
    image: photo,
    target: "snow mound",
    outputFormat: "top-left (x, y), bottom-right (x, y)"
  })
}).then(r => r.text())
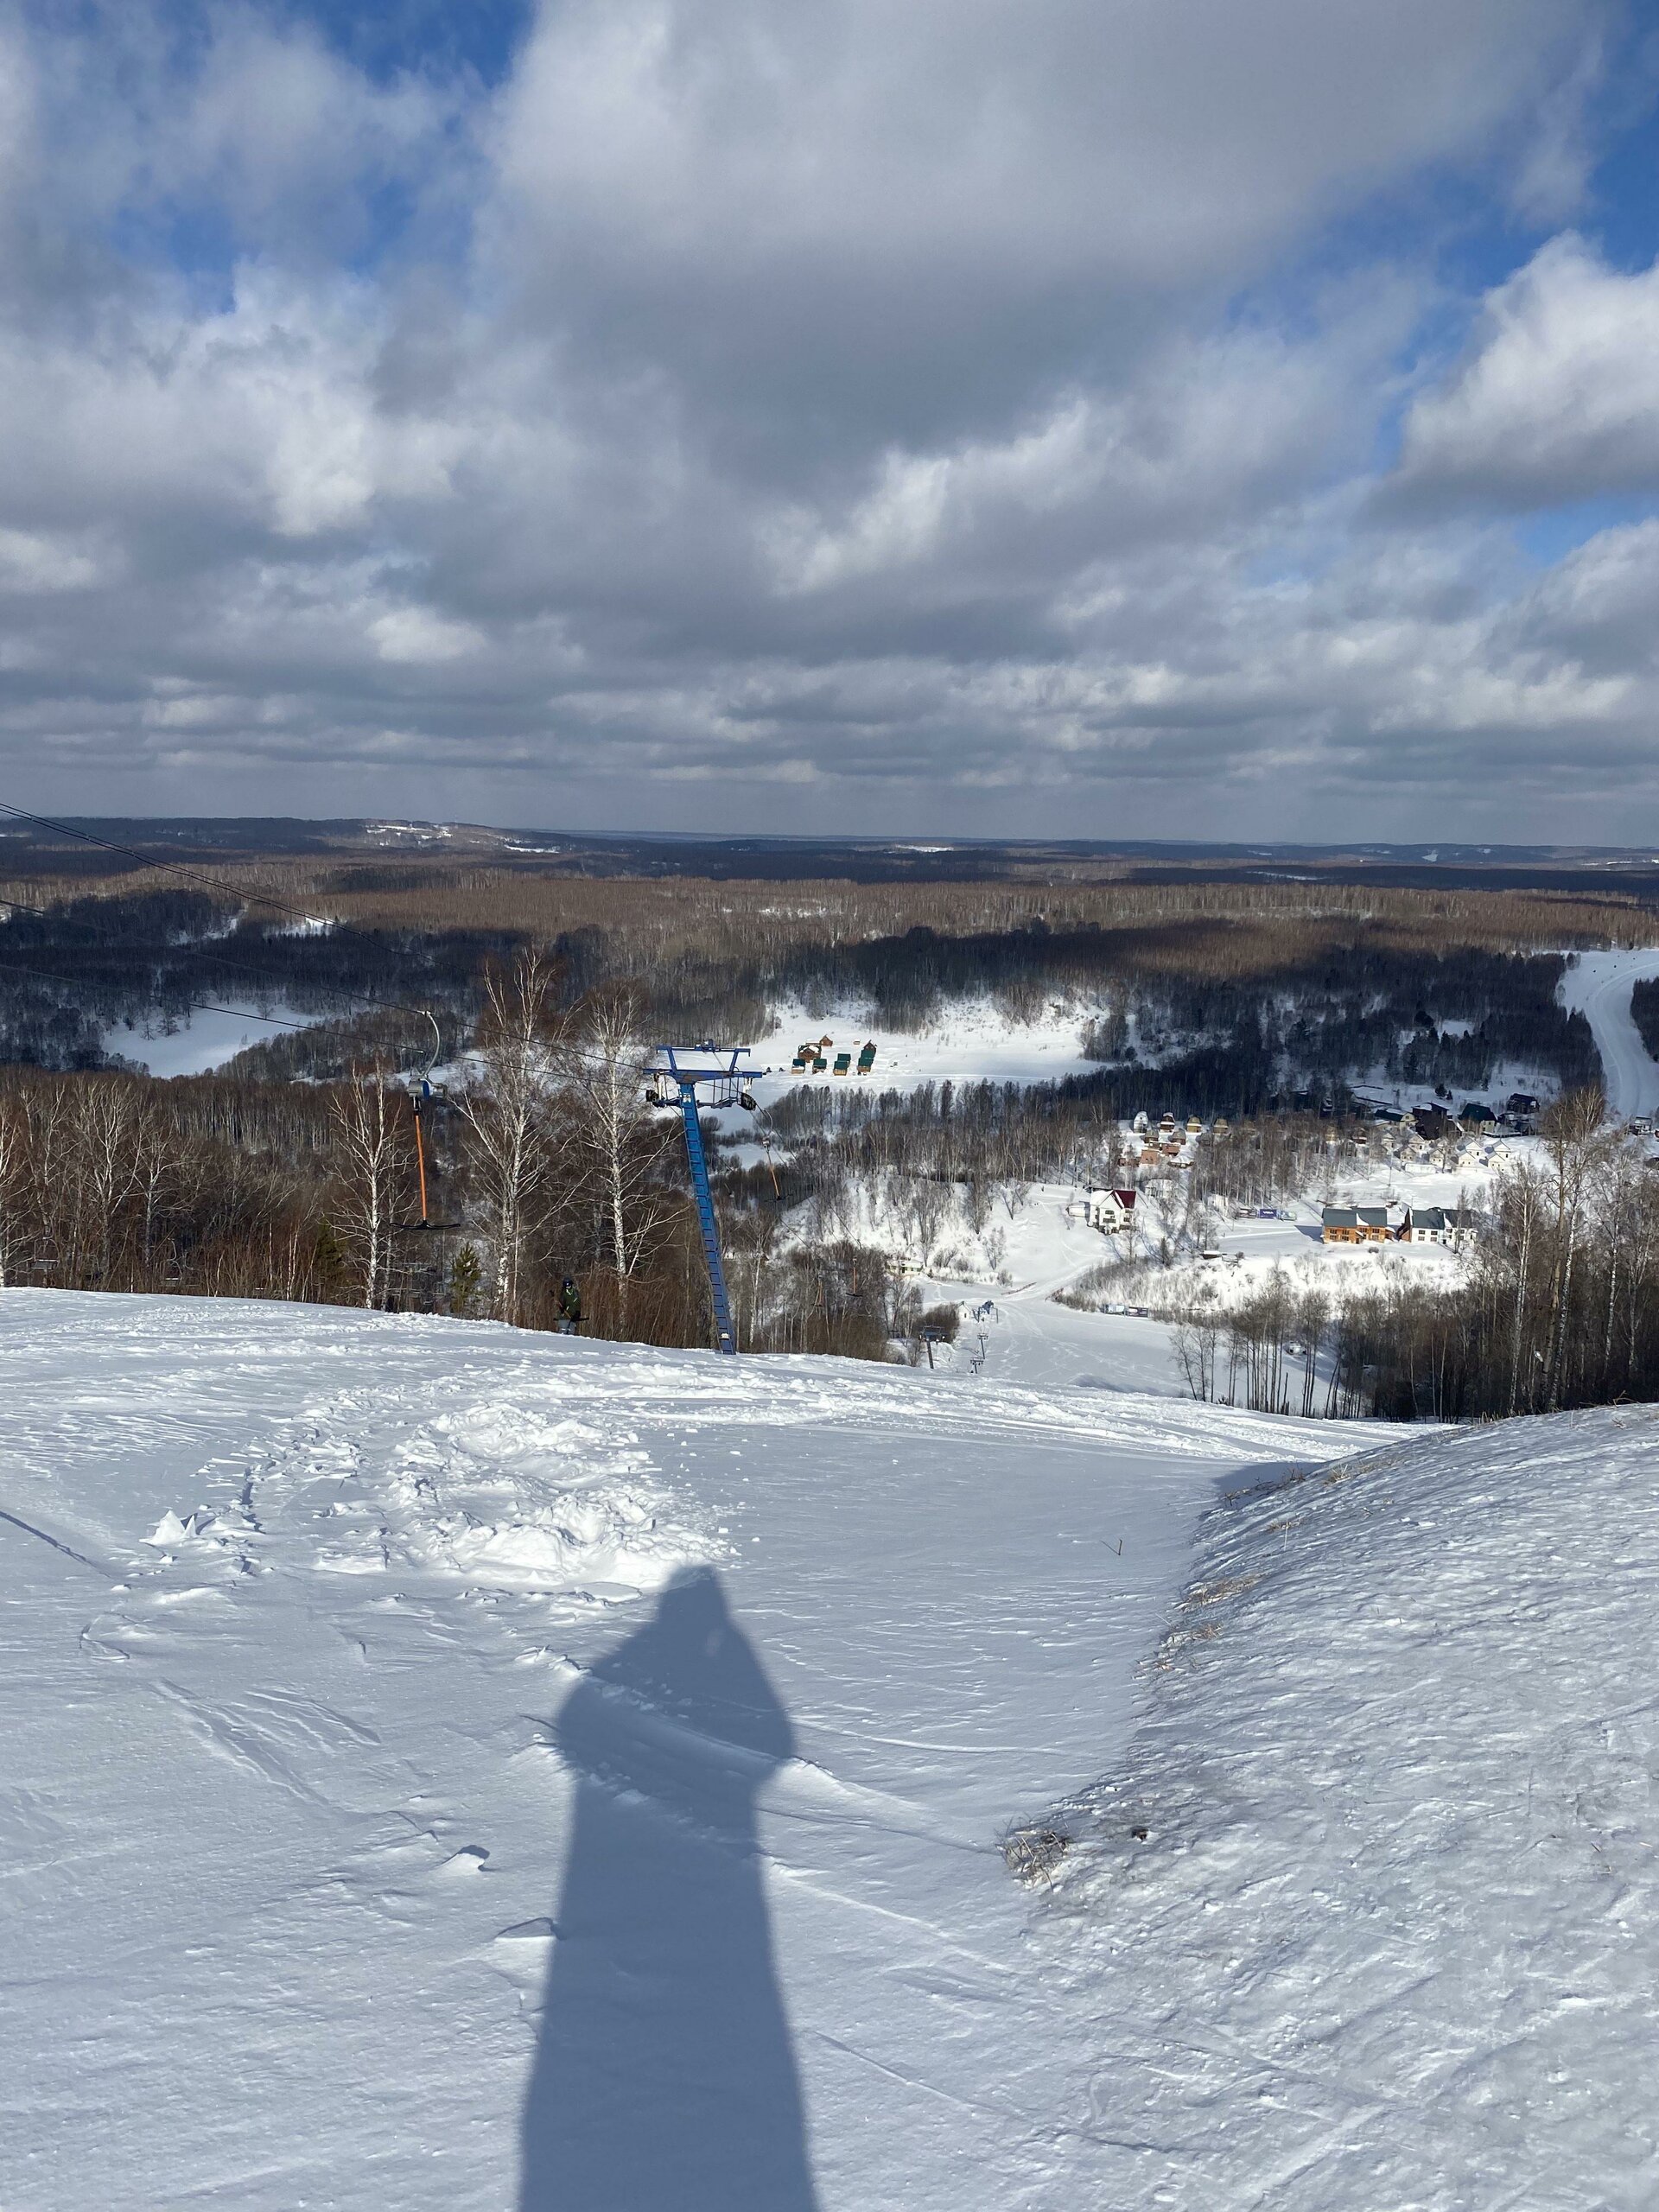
top-left (276, 1393), bottom-right (721, 1592)
top-left (419, 1482), bottom-right (703, 1592)
top-left (1043, 1407), bottom-right (1659, 2210)
top-left (359, 1401), bottom-right (718, 1592)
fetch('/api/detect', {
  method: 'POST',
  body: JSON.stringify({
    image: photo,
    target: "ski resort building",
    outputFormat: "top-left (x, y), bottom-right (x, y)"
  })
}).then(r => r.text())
top-left (1086, 1188), bottom-right (1138, 1233)
top-left (1322, 1204), bottom-right (1407, 1244)
top-left (1403, 1205), bottom-right (1479, 1249)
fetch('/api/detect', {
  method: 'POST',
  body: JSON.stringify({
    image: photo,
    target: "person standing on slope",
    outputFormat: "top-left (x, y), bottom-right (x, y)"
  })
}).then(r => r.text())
top-left (557, 1277), bottom-right (582, 1334)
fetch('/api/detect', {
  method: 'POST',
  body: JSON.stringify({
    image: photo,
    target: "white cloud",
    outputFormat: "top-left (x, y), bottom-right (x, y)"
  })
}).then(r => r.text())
top-left (0, 527), bottom-right (104, 592)
top-left (498, 0), bottom-right (1582, 295)
top-left (1394, 238), bottom-right (1659, 508)
top-left (0, 0), bottom-right (1656, 838)
top-left (369, 607), bottom-right (486, 664)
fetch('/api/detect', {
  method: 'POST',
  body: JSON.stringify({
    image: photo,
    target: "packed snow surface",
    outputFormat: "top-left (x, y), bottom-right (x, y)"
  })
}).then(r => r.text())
top-left (3, 1292), bottom-right (1363, 2212)
top-left (1559, 948), bottom-right (1659, 1119)
top-left (1042, 1406), bottom-right (1659, 2210)
top-left (9, 1294), bottom-right (1655, 2209)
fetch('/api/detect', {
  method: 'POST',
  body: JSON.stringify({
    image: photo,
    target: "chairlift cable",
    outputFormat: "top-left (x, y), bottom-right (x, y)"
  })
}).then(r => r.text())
top-left (0, 874), bottom-right (448, 1068)
top-left (0, 883), bottom-right (366, 1007)
top-left (0, 951), bottom-right (324, 1032)
top-left (0, 800), bottom-right (334, 931)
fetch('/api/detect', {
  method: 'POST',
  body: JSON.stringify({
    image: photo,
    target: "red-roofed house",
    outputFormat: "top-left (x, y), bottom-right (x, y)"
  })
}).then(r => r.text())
top-left (1087, 1188), bottom-right (1138, 1233)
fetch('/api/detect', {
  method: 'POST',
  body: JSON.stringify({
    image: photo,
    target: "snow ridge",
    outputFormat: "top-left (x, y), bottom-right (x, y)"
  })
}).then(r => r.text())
top-left (1039, 1408), bottom-right (1659, 2211)
top-left (6, 1288), bottom-right (1379, 2212)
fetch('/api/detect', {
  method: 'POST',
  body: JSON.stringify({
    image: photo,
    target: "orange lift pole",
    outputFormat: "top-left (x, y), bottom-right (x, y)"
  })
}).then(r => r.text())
top-left (412, 1094), bottom-right (430, 1225)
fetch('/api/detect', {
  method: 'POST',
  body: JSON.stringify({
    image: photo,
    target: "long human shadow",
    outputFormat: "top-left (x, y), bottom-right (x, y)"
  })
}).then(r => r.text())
top-left (518, 1567), bottom-right (819, 2210)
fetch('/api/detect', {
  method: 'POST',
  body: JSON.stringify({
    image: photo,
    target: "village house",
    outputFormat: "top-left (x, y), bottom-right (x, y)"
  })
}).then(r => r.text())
top-left (1404, 1205), bottom-right (1479, 1249)
top-left (1085, 1187), bottom-right (1138, 1233)
top-left (1322, 1204), bottom-right (1407, 1244)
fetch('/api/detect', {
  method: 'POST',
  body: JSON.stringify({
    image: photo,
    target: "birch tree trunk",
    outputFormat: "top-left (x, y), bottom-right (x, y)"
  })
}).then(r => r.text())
top-left (453, 950), bottom-right (564, 1325)
top-left (329, 1068), bottom-right (406, 1309)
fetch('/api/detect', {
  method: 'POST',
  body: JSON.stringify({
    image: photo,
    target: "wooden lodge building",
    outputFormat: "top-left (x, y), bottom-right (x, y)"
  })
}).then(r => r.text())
top-left (1322, 1204), bottom-right (1478, 1248)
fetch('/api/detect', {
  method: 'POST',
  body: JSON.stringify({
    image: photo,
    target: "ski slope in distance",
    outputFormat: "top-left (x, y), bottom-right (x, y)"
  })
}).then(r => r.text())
top-left (1559, 947), bottom-right (1659, 1120)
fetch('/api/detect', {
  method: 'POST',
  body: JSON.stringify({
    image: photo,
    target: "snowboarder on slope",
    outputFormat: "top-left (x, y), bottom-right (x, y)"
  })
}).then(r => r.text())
top-left (557, 1278), bottom-right (582, 1334)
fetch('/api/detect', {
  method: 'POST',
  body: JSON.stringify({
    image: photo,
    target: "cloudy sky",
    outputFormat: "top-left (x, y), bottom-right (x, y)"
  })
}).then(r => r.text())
top-left (2, 0), bottom-right (1658, 840)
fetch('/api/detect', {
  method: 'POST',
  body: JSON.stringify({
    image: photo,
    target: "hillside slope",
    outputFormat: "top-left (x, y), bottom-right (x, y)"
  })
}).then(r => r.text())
top-left (1045, 1408), bottom-right (1659, 2210)
top-left (1, 1292), bottom-right (1353, 2212)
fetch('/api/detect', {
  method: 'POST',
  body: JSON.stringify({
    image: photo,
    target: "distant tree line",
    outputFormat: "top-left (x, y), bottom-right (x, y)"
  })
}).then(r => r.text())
top-left (1, 874), bottom-right (1638, 1104)
top-left (1632, 977), bottom-right (1659, 1061)
top-left (1090, 946), bottom-right (1596, 1102)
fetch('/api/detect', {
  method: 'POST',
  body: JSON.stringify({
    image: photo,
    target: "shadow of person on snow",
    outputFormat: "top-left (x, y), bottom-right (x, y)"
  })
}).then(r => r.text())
top-left (518, 1566), bottom-right (819, 2211)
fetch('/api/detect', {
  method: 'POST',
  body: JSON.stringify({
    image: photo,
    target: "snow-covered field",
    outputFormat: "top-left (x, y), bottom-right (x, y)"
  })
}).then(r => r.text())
top-left (1, 1291), bottom-right (1359, 2212)
top-left (5, 1294), bottom-right (1656, 2209)
top-left (750, 998), bottom-right (1100, 1096)
top-left (102, 1001), bottom-right (321, 1077)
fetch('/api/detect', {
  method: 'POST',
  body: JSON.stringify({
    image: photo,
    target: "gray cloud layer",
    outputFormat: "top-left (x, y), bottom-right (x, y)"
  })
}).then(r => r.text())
top-left (0, 0), bottom-right (1655, 837)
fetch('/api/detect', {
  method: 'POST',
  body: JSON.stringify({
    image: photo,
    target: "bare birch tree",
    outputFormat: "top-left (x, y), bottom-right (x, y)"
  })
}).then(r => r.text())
top-left (559, 987), bottom-right (679, 1334)
top-left (131, 1099), bottom-right (181, 1274)
top-left (329, 1067), bottom-right (408, 1309)
top-left (0, 1095), bottom-right (31, 1288)
top-left (67, 1080), bottom-right (140, 1284)
top-left (1539, 1088), bottom-right (1612, 1410)
top-left (454, 950), bottom-right (564, 1325)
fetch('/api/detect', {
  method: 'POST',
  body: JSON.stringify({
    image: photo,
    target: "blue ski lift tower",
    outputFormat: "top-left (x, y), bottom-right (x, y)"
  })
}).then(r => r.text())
top-left (649, 1044), bottom-right (758, 1355)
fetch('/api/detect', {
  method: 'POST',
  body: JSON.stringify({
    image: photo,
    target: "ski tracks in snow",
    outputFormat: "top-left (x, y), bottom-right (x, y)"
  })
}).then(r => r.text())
top-left (77, 1368), bottom-right (728, 1866)
top-left (3, 1292), bottom-right (1383, 2211)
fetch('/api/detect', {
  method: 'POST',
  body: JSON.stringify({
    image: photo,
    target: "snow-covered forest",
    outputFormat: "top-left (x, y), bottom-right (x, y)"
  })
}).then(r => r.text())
top-left (7, 848), bottom-right (1659, 1417)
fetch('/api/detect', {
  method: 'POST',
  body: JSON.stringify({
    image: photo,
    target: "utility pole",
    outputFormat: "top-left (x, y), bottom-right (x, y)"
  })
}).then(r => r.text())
top-left (651, 1045), bottom-right (755, 1356)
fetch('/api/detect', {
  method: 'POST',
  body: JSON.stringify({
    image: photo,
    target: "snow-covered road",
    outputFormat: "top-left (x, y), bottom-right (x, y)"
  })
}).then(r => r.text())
top-left (1559, 946), bottom-right (1659, 1117)
top-left (0, 1293), bottom-right (1363, 2212)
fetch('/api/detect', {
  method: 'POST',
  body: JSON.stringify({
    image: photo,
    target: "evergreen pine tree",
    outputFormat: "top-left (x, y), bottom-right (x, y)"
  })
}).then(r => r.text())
top-left (448, 1241), bottom-right (483, 1318)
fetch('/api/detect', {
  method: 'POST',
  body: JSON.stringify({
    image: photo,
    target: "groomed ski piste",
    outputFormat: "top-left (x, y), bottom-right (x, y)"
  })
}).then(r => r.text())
top-left (3, 1294), bottom-right (1656, 2209)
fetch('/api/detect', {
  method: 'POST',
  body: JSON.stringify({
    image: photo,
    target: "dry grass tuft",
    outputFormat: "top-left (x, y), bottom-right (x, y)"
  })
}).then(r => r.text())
top-left (1001, 1822), bottom-right (1072, 1886)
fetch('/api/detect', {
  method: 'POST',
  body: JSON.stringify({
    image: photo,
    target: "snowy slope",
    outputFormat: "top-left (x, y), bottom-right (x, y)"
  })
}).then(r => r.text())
top-left (1559, 948), bottom-right (1659, 1118)
top-left (1, 1292), bottom-right (1368, 2212)
top-left (751, 999), bottom-right (1100, 1096)
top-left (1039, 1408), bottom-right (1659, 2210)
top-left (102, 1001), bottom-right (325, 1075)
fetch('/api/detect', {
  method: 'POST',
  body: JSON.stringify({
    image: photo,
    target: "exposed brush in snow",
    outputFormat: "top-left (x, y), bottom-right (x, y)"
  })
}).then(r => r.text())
top-left (1001, 1821), bottom-right (1072, 1886)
